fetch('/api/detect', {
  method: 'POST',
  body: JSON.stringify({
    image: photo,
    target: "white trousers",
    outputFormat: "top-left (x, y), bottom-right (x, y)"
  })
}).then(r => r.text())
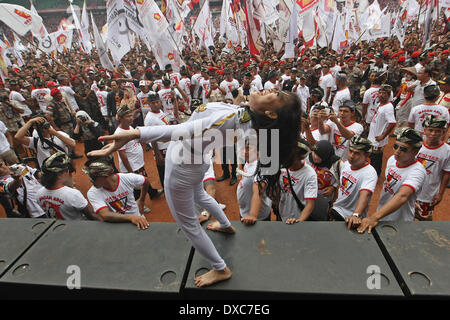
top-left (164, 144), bottom-right (231, 270)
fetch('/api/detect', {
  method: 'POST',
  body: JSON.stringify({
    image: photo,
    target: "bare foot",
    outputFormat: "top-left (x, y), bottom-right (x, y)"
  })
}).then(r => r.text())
top-left (194, 267), bottom-right (232, 287)
top-left (207, 221), bottom-right (235, 234)
top-left (198, 215), bottom-right (209, 224)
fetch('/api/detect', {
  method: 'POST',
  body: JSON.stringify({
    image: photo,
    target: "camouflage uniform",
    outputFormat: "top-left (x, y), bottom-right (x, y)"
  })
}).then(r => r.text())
top-left (47, 99), bottom-right (74, 137)
top-left (0, 101), bottom-right (24, 133)
top-left (343, 66), bottom-right (363, 102)
top-left (430, 58), bottom-right (450, 80)
top-left (386, 63), bottom-right (402, 94)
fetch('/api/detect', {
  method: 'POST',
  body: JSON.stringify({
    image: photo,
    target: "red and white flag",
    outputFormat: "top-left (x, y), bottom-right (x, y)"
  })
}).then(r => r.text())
top-left (0, 3), bottom-right (44, 36)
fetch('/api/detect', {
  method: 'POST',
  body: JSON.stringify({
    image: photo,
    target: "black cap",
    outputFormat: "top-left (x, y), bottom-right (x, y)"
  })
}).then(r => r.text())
top-left (147, 94), bottom-right (160, 102)
top-left (340, 100), bottom-right (356, 111)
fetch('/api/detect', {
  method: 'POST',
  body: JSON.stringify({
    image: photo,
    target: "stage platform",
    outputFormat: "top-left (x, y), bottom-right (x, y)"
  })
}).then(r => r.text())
top-left (0, 219), bottom-right (449, 299)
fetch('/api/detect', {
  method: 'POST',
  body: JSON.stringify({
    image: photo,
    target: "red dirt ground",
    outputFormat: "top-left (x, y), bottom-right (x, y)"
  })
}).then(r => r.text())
top-left (1, 137), bottom-right (449, 221)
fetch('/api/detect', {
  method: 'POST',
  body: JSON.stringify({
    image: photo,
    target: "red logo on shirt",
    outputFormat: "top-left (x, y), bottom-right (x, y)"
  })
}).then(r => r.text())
top-left (384, 171), bottom-right (399, 194)
top-left (108, 196), bottom-right (130, 214)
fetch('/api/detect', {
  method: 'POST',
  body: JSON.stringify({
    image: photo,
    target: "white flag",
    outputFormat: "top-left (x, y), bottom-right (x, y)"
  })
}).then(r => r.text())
top-left (166, 0), bottom-right (185, 45)
top-left (136, 0), bottom-right (183, 72)
top-left (80, 1), bottom-right (92, 53)
top-left (30, 3), bottom-right (48, 40)
top-left (281, 1), bottom-right (298, 60)
top-left (91, 13), bottom-right (114, 71)
top-left (106, 0), bottom-right (131, 65)
top-left (51, 29), bottom-right (73, 53)
top-left (0, 4), bottom-right (44, 36)
top-left (193, 0), bottom-right (214, 51)
top-left (424, 0), bottom-right (438, 47)
top-left (331, 14), bottom-right (348, 53)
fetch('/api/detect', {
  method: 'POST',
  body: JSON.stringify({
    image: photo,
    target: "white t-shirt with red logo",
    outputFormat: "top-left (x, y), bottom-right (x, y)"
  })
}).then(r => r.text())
top-left (333, 161), bottom-right (378, 219)
top-left (137, 90), bottom-right (156, 119)
top-left (31, 88), bottom-right (51, 112)
top-left (408, 104), bottom-right (450, 134)
top-left (144, 110), bottom-right (170, 151)
top-left (378, 156), bottom-right (427, 221)
top-left (199, 78), bottom-right (210, 104)
top-left (319, 73), bottom-right (334, 103)
top-left (96, 90), bottom-right (109, 116)
top-left (328, 121), bottom-right (364, 160)
top-left (220, 79), bottom-right (240, 100)
top-left (87, 173), bottom-right (145, 216)
top-left (179, 77), bottom-right (191, 107)
top-left (278, 163), bottom-right (318, 222)
top-left (416, 141), bottom-right (450, 203)
top-left (158, 88), bottom-right (182, 122)
top-left (368, 102), bottom-right (397, 149)
top-left (114, 126), bottom-right (145, 172)
top-left (37, 186), bottom-right (88, 220)
top-left (191, 73), bottom-right (203, 99)
top-left (362, 87), bottom-right (380, 123)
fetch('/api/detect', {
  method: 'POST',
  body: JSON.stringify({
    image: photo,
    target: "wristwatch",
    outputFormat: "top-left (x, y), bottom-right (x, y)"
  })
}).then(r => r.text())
top-left (352, 213), bottom-right (361, 218)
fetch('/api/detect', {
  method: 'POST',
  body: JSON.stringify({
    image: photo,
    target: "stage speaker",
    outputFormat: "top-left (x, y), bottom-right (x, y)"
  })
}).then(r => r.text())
top-left (184, 221), bottom-right (404, 299)
top-left (374, 221), bottom-right (450, 297)
top-left (0, 221), bottom-right (193, 299)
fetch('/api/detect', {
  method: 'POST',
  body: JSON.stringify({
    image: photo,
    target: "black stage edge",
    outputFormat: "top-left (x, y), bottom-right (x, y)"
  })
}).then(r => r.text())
top-left (0, 218), bottom-right (55, 278)
top-left (183, 221), bottom-right (405, 299)
top-left (374, 222), bottom-right (450, 298)
top-left (0, 221), bottom-right (192, 299)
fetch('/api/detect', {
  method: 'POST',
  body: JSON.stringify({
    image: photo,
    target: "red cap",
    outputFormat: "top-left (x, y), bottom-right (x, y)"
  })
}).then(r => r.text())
top-left (398, 50), bottom-right (405, 55)
top-left (391, 53), bottom-right (399, 59)
top-left (243, 61), bottom-right (250, 68)
top-left (411, 51), bottom-right (421, 58)
top-left (47, 81), bottom-right (57, 88)
top-left (71, 75), bottom-right (78, 81)
top-left (398, 56), bottom-right (406, 63)
top-left (303, 56), bottom-right (310, 60)
top-left (382, 50), bottom-right (389, 56)
top-left (50, 88), bottom-right (60, 97)
top-left (442, 49), bottom-right (450, 55)
top-left (216, 68), bottom-right (224, 76)
top-left (262, 60), bottom-right (270, 65)
top-left (428, 52), bottom-right (435, 57)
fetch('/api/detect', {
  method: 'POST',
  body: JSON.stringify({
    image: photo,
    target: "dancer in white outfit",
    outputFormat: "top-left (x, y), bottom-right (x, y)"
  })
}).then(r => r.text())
top-left (88, 90), bottom-right (302, 287)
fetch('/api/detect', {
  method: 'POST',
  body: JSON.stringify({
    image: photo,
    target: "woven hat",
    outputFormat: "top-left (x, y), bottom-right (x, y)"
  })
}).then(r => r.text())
top-left (396, 128), bottom-right (423, 149)
top-left (82, 159), bottom-right (114, 179)
top-left (42, 152), bottom-right (70, 173)
top-left (422, 115), bottom-right (448, 129)
top-left (350, 135), bottom-right (372, 153)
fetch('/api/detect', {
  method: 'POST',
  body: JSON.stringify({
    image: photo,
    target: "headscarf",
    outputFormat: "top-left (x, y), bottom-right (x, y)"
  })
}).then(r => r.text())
top-left (309, 140), bottom-right (340, 169)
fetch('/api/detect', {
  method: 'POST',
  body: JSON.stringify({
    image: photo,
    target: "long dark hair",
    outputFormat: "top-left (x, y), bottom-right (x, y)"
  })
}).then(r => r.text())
top-left (249, 92), bottom-right (302, 201)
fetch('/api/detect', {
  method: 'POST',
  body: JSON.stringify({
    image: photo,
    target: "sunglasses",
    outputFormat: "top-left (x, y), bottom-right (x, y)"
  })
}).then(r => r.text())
top-left (393, 144), bottom-right (409, 152)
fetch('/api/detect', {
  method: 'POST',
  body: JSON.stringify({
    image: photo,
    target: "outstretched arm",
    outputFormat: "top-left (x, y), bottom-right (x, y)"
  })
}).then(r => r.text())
top-left (88, 110), bottom-right (238, 157)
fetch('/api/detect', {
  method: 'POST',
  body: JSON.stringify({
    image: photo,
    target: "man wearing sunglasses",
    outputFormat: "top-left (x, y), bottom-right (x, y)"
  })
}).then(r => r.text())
top-left (414, 116), bottom-right (450, 221)
top-left (358, 128), bottom-right (426, 233)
